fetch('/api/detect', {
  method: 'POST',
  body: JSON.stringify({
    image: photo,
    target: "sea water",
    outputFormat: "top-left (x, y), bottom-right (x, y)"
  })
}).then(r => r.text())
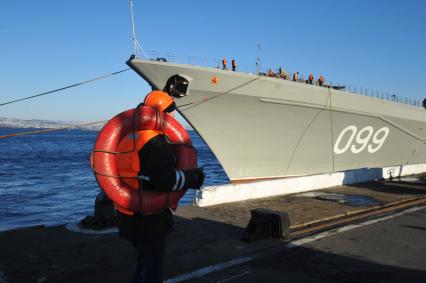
top-left (0, 128), bottom-right (228, 231)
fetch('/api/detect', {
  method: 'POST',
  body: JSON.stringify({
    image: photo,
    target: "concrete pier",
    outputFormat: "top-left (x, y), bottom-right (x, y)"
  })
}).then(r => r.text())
top-left (0, 177), bottom-right (425, 282)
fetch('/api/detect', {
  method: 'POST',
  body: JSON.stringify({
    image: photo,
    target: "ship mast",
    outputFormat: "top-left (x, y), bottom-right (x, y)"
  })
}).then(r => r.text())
top-left (130, 0), bottom-right (137, 56)
top-left (129, 0), bottom-right (148, 58)
top-left (256, 44), bottom-right (261, 74)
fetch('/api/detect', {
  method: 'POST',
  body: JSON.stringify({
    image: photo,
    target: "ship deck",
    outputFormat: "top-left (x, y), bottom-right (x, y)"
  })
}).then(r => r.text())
top-left (0, 177), bottom-right (425, 282)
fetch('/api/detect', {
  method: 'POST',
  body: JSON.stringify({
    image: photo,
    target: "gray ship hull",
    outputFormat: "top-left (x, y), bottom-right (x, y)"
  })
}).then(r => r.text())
top-left (128, 58), bottom-right (426, 182)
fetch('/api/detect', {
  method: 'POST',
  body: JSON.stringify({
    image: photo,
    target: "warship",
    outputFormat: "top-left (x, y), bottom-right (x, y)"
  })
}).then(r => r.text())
top-left (127, 56), bottom-right (426, 182)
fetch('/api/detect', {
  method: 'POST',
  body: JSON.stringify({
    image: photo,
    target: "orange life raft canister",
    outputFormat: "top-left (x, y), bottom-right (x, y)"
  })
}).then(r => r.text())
top-left (91, 106), bottom-right (196, 215)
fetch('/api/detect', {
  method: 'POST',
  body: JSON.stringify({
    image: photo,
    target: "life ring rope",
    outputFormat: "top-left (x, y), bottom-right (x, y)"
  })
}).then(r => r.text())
top-left (90, 142), bottom-right (196, 179)
top-left (91, 104), bottom-right (155, 178)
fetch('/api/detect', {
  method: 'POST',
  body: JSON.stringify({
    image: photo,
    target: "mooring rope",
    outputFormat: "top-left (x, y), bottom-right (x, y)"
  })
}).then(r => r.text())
top-left (0, 68), bottom-right (130, 107)
top-left (0, 120), bottom-right (107, 139)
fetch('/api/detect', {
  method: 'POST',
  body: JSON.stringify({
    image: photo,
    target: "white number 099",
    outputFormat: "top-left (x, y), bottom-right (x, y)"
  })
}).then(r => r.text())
top-left (334, 126), bottom-right (389, 154)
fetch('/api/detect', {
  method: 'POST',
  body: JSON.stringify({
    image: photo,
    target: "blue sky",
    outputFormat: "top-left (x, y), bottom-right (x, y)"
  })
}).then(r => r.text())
top-left (1, 0), bottom-right (425, 121)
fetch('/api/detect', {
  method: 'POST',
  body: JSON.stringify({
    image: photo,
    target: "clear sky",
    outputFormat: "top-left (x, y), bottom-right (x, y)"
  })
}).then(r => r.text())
top-left (1, 0), bottom-right (425, 121)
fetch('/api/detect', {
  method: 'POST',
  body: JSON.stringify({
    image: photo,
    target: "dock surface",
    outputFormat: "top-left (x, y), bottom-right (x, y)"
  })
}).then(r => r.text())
top-left (1, 178), bottom-right (425, 282)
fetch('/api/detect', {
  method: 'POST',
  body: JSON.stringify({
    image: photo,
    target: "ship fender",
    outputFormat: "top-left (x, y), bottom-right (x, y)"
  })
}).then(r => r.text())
top-left (91, 106), bottom-right (196, 215)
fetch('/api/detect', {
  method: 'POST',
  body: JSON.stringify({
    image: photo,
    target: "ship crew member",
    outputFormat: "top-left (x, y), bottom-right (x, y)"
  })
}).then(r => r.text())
top-left (278, 67), bottom-right (289, 80)
top-left (318, 75), bottom-right (325, 86)
top-left (231, 59), bottom-right (237, 71)
top-left (308, 73), bottom-right (314, 85)
top-left (117, 90), bottom-right (205, 283)
top-left (293, 72), bottom-right (299, 81)
top-left (222, 57), bottom-right (227, 70)
top-left (278, 67), bottom-right (284, 79)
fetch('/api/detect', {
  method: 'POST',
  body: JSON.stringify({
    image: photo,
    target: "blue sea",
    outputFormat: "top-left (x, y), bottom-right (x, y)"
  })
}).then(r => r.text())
top-left (0, 128), bottom-right (228, 231)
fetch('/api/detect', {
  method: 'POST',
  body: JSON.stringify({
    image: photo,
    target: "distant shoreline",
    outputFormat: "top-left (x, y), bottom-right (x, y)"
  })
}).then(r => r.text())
top-left (0, 126), bottom-right (102, 132)
top-left (0, 117), bottom-right (104, 131)
top-left (0, 117), bottom-right (193, 131)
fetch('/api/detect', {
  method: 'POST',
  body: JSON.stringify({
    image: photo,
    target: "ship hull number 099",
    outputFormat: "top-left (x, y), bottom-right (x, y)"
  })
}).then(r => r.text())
top-left (334, 125), bottom-right (389, 154)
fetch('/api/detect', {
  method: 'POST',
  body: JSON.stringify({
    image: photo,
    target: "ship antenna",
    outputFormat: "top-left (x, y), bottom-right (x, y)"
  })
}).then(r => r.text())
top-left (256, 44), bottom-right (261, 74)
top-left (129, 0), bottom-right (148, 59)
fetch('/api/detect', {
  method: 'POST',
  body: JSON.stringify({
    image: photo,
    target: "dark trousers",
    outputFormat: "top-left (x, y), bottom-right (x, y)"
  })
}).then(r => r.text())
top-left (130, 236), bottom-right (167, 283)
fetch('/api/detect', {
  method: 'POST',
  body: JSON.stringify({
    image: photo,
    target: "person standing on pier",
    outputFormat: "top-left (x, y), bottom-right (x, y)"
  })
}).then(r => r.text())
top-left (117, 91), bottom-right (205, 283)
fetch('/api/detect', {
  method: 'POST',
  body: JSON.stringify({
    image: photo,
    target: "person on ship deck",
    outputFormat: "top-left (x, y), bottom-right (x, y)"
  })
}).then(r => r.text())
top-left (231, 59), bottom-right (237, 71)
top-left (222, 57), bottom-right (227, 70)
top-left (318, 75), bottom-right (325, 86)
top-left (308, 73), bottom-right (314, 85)
top-left (267, 69), bottom-right (275, 77)
top-left (293, 72), bottom-right (299, 82)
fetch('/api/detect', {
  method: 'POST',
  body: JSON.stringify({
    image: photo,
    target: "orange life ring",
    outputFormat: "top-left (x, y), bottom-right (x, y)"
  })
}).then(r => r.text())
top-left (91, 106), bottom-right (196, 215)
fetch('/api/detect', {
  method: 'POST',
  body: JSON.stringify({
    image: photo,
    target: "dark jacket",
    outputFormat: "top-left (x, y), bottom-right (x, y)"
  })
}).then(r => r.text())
top-left (118, 134), bottom-right (200, 243)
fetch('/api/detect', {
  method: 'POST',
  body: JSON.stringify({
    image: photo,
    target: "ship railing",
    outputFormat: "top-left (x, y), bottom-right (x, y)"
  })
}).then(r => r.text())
top-left (145, 51), bottom-right (252, 73)
top-left (336, 84), bottom-right (422, 108)
top-left (145, 51), bottom-right (422, 108)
